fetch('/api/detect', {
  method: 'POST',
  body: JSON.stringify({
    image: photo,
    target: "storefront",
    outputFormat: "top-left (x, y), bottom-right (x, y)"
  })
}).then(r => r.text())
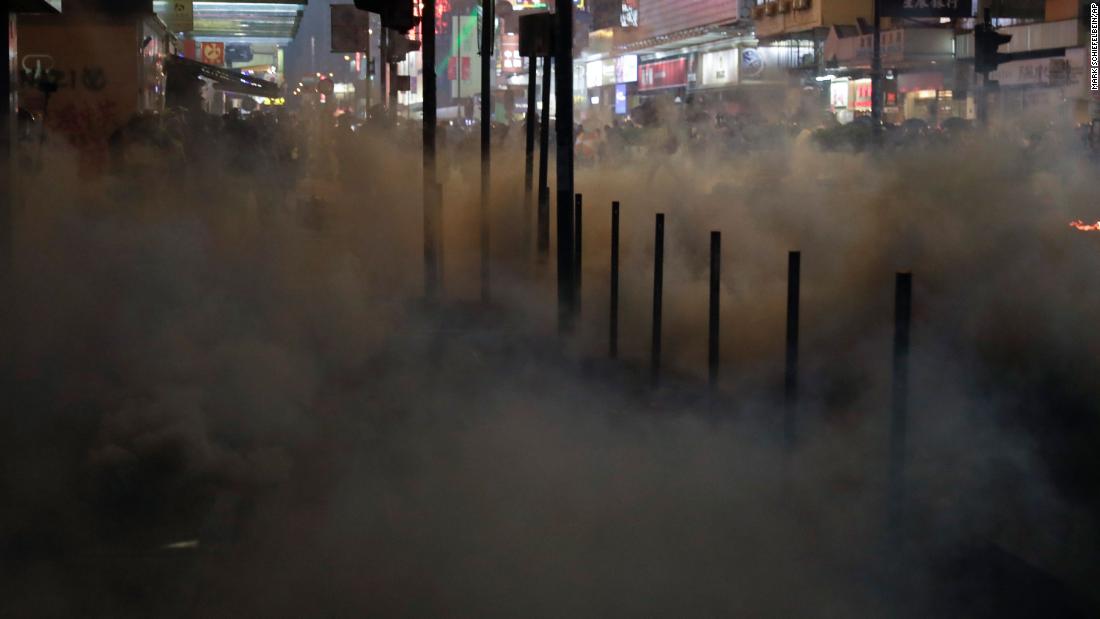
top-left (897, 71), bottom-right (964, 125)
top-left (988, 52), bottom-right (1086, 124)
top-left (16, 9), bottom-right (172, 170)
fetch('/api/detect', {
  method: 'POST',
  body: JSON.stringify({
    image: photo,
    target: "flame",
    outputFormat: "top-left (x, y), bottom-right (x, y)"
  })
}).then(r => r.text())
top-left (1069, 220), bottom-right (1100, 231)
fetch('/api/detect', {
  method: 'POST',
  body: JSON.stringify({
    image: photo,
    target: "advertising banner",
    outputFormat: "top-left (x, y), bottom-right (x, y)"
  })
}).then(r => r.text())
top-left (615, 54), bottom-right (638, 83)
top-left (615, 82), bottom-right (628, 114)
top-left (699, 48), bottom-right (738, 88)
top-left (639, 57), bottom-right (688, 91)
top-left (451, 15), bottom-right (481, 97)
top-left (738, 46), bottom-right (808, 83)
top-left (879, 0), bottom-right (971, 19)
top-left (201, 42), bottom-right (225, 66)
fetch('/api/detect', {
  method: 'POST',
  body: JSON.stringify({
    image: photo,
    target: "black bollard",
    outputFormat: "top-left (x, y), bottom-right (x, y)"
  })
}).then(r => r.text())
top-left (888, 272), bottom-right (912, 545)
top-left (554, 0), bottom-right (575, 332)
top-left (709, 231), bottom-right (721, 388)
top-left (784, 251), bottom-right (800, 448)
top-left (537, 57), bottom-right (551, 260)
top-left (609, 201), bottom-right (620, 359)
top-left (575, 193), bottom-right (583, 315)
top-left (524, 56), bottom-right (537, 253)
top-left (651, 213), bottom-right (665, 387)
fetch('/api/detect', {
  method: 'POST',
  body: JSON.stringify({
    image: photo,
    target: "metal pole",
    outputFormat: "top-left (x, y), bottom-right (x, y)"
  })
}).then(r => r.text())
top-left (480, 0), bottom-right (493, 304)
top-left (524, 56), bottom-right (537, 254)
top-left (555, 0), bottom-right (575, 331)
top-left (709, 231), bottom-right (721, 388)
top-left (2, 12), bottom-right (14, 289)
top-left (366, 19), bottom-right (374, 116)
top-left (784, 251), bottom-right (800, 448)
top-left (651, 213), bottom-right (665, 386)
top-left (871, 0), bottom-right (883, 144)
top-left (423, 0), bottom-right (438, 301)
top-left (609, 201), bottom-right (620, 359)
top-left (386, 30), bottom-right (399, 117)
top-left (889, 272), bottom-right (912, 545)
top-left (574, 193), bottom-right (582, 315)
top-left (537, 56), bottom-right (551, 261)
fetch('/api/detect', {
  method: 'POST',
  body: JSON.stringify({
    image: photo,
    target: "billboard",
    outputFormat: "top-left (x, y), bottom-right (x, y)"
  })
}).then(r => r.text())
top-left (639, 57), bottom-right (688, 91)
top-left (621, 0), bottom-right (639, 27)
top-left (615, 54), bottom-right (637, 83)
top-left (879, 0), bottom-right (971, 19)
top-left (201, 42), bottom-right (225, 66)
top-left (738, 46), bottom-right (810, 83)
top-left (615, 82), bottom-right (628, 114)
top-left (699, 48), bottom-right (738, 88)
top-left (451, 15), bottom-right (481, 97)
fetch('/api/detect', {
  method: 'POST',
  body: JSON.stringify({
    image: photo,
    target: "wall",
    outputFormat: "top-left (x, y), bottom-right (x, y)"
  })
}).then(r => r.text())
top-left (755, 0), bottom-right (872, 39)
top-left (638, 0), bottom-right (743, 37)
top-left (1044, 0), bottom-right (1080, 21)
top-left (17, 14), bottom-right (141, 166)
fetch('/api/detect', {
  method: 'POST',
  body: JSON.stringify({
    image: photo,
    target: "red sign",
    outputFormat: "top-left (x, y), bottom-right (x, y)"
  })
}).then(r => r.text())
top-left (447, 56), bottom-right (471, 80)
top-left (639, 57), bottom-right (688, 91)
top-left (201, 42), bottom-right (225, 66)
top-left (854, 81), bottom-right (872, 111)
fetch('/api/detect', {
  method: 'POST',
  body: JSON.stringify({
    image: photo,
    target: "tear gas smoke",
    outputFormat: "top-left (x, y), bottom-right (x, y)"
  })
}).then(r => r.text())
top-left (2, 105), bottom-right (1099, 618)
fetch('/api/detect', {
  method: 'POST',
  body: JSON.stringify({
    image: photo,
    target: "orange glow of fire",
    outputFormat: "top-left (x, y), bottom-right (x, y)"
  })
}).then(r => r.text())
top-left (1069, 220), bottom-right (1100, 231)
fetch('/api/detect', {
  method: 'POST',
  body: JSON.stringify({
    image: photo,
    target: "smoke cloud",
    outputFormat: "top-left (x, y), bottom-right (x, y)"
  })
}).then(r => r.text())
top-left (2, 107), bottom-right (1099, 618)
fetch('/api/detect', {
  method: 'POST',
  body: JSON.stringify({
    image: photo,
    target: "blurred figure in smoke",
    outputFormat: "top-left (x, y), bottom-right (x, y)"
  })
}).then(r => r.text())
top-left (334, 112), bottom-right (359, 192)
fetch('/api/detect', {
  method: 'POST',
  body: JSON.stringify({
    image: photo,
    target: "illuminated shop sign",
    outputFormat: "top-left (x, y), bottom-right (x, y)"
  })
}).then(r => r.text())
top-left (639, 57), bottom-right (688, 91)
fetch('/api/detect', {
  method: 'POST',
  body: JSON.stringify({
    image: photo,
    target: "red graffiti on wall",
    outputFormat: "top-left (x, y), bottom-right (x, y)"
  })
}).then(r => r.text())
top-left (49, 99), bottom-right (120, 173)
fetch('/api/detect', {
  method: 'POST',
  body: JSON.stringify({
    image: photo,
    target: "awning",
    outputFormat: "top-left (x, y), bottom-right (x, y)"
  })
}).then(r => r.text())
top-left (168, 54), bottom-right (280, 97)
top-left (153, 1), bottom-right (307, 44)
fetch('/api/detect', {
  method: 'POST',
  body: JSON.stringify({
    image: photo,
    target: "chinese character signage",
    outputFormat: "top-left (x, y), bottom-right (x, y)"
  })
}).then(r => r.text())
top-left (880, 0), bottom-right (971, 18)
top-left (621, 0), bottom-right (639, 27)
top-left (501, 33), bottom-right (523, 73)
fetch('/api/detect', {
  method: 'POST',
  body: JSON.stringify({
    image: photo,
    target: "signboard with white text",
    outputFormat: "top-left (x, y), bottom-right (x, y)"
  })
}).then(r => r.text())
top-left (880, 0), bottom-right (971, 19)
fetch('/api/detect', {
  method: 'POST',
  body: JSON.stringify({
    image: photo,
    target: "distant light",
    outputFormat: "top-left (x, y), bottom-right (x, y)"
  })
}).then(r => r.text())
top-left (344, 55), bottom-right (351, 61)
top-left (590, 96), bottom-right (600, 104)
top-left (815, 74), bottom-right (836, 81)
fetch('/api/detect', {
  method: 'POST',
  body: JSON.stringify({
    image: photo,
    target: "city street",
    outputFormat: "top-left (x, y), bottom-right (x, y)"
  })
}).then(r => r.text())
top-left (3, 0), bottom-right (1100, 617)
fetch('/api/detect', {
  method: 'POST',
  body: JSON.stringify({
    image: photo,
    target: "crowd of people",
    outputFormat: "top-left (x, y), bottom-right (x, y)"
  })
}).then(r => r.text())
top-left (18, 96), bottom-right (1100, 205)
